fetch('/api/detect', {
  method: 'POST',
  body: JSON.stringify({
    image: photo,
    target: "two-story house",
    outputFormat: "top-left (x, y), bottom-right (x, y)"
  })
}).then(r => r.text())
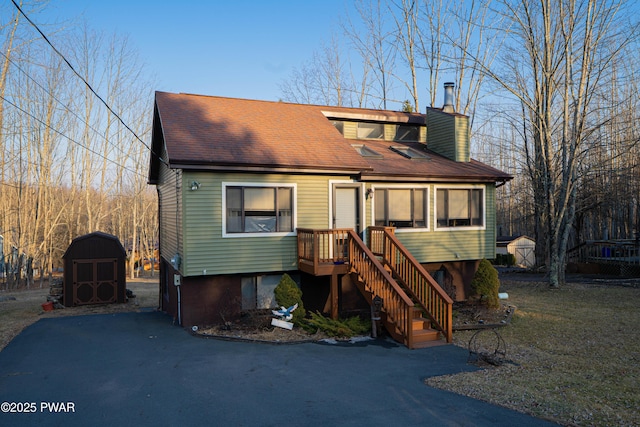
top-left (148, 88), bottom-right (511, 348)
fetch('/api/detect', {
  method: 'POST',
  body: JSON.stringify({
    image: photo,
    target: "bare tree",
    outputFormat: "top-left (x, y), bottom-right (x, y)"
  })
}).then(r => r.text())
top-left (1, 2), bottom-right (158, 286)
top-left (279, 35), bottom-right (353, 107)
top-left (344, 0), bottom-right (397, 109)
top-left (483, 0), bottom-right (639, 286)
top-left (389, 0), bottom-right (421, 111)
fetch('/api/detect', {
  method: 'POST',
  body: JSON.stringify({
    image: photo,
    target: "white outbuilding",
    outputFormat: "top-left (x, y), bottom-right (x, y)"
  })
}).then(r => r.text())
top-left (496, 235), bottom-right (536, 268)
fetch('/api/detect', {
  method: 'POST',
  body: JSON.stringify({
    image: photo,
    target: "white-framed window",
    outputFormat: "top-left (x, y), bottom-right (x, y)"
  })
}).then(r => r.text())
top-left (373, 186), bottom-right (429, 229)
top-left (435, 186), bottom-right (485, 230)
top-left (223, 183), bottom-right (296, 237)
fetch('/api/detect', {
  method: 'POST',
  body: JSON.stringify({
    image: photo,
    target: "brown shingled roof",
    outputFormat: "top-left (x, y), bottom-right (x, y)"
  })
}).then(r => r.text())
top-left (154, 92), bottom-right (370, 172)
top-left (356, 140), bottom-right (512, 182)
top-left (150, 92), bottom-right (512, 184)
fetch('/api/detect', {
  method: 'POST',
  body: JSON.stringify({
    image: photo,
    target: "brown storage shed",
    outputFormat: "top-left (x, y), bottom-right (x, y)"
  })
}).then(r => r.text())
top-left (62, 231), bottom-right (127, 307)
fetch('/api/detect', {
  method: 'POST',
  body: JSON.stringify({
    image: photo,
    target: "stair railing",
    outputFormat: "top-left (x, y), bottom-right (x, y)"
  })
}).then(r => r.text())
top-left (368, 227), bottom-right (453, 343)
top-left (347, 230), bottom-right (415, 349)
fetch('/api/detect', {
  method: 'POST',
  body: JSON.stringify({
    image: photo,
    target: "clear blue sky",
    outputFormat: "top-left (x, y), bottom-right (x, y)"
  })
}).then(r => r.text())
top-left (37, 0), bottom-right (354, 102)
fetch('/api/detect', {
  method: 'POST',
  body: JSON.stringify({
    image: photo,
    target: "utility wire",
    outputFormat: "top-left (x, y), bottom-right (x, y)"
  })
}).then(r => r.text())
top-left (0, 50), bottom-right (136, 162)
top-left (10, 0), bottom-right (169, 168)
top-left (0, 94), bottom-right (146, 179)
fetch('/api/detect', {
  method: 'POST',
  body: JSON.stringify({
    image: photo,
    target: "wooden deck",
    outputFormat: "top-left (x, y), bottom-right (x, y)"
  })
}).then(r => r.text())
top-left (297, 228), bottom-right (352, 276)
top-left (297, 227), bottom-right (453, 348)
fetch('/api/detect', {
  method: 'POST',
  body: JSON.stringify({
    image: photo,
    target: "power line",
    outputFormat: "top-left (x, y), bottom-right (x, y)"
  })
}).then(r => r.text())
top-left (0, 50), bottom-right (136, 162)
top-left (0, 94), bottom-right (146, 179)
top-left (10, 0), bottom-right (169, 169)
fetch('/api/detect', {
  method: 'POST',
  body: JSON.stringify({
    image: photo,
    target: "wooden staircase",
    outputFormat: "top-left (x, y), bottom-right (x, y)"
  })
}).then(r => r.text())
top-left (297, 228), bottom-right (452, 349)
top-left (347, 230), bottom-right (452, 348)
top-left (368, 227), bottom-right (453, 346)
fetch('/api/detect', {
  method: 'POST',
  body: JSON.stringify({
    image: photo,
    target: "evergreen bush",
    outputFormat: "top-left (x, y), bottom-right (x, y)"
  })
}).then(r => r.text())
top-left (305, 311), bottom-right (370, 337)
top-left (273, 273), bottom-right (306, 325)
top-left (470, 259), bottom-right (500, 309)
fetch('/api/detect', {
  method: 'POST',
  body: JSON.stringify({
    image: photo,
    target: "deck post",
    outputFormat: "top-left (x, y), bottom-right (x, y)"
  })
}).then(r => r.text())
top-left (330, 273), bottom-right (339, 320)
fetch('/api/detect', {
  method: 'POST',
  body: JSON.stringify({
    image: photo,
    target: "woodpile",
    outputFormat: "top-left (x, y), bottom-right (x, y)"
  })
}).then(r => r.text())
top-left (47, 278), bottom-right (64, 308)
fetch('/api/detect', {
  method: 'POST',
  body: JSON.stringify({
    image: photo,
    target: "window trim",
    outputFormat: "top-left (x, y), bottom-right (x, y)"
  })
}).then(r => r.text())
top-left (222, 182), bottom-right (297, 238)
top-left (434, 185), bottom-right (486, 231)
top-left (371, 184), bottom-right (430, 232)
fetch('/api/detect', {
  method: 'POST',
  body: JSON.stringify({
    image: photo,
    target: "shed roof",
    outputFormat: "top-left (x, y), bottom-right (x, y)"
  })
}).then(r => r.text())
top-left (62, 231), bottom-right (127, 259)
top-left (496, 235), bottom-right (535, 247)
top-left (149, 92), bottom-right (512, 184)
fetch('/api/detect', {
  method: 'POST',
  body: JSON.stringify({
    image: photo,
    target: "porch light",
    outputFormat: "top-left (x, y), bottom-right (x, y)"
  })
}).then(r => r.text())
top-left (190, 181), bottom-right (201, 191)
top-left (366, 188), bottom-right (374, 199)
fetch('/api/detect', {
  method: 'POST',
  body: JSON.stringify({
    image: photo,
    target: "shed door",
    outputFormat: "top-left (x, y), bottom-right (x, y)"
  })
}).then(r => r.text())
top-left (73, 258), bottom-right (118, 305)
top-left (333, 186), bottom-right (360, 233)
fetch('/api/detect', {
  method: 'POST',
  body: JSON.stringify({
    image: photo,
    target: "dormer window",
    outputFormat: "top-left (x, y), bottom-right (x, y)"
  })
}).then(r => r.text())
top-left (357, 122), bottom-right (384, 139)
top-left (389, 145), bottom-right (430, 160)
top-left (331, 121), bottom-right (344, 135)
top-left (395, 125), bottom-right (420, 141)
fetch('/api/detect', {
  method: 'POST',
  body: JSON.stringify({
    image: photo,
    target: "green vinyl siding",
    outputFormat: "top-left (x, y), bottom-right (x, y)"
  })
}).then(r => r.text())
top-left (342, 122), bottom-right (357, 139)
top-left (384, 124), bottom-right (395, 141)
top-left (181, 172), bottom-right (349, 277)
top-left (426, 109), bottom-right (470, 162)
top-left (175, 169), bottom-right (497, 275)
top-left (454, 115), bottom-right (470, 162)
top-left (366, 184), bottom-right (496, 263)
top-left (157, 154), bottom-right (182, 267)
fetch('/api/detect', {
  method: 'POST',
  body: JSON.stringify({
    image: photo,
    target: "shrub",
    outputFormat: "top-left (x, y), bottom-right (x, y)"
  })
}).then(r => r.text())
top-left (493, 253), bottom-right (517, 266)
top-left (273, 273), bottom-right (306, 325)
top-left (471, 259), bottom-right (500, 309)
top-left (304, 312), bottom-right (370, 337)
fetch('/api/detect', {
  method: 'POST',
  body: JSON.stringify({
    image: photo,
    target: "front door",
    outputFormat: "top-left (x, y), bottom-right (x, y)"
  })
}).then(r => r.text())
top-left (333, 185), bottom-right (360, 233)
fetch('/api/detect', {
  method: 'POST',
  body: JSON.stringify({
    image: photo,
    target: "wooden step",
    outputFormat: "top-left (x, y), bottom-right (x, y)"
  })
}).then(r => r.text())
top-left (411, 336), bottom-right (448, 349)
top-left (412, 327), bottom-right (440, 342)
top-left (412, 317), bottom-right (432, 331)
top-left (411, 326), bottom-right (446, 349)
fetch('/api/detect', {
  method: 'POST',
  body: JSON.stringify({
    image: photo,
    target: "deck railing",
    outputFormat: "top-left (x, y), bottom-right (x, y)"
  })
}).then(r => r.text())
top-left (297, 228), bottom-right (351, 266)
top-left (297, 228), bottom-right (416, 348)
top-left (347, 230), bottom-right (415, 349)
top-left (368, 226), bottom-right (453, 343)
top-left (568, 240), bottom-right (640, 266)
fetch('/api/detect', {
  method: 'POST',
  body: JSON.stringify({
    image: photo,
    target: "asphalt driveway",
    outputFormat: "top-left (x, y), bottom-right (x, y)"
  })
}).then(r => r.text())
top-left (0, 311), bottom-right (557, 426)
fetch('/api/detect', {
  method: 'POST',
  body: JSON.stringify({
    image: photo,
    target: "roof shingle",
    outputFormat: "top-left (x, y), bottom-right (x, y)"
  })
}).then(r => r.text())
top-left (151, 92), bottom-right (512, 183)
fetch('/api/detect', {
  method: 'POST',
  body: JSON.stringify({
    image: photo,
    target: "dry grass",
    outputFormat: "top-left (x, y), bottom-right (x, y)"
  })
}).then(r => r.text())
top-left (427, 276), bottom-right (640, 427)
top-left (0, 277), bottom-right (160, 351)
